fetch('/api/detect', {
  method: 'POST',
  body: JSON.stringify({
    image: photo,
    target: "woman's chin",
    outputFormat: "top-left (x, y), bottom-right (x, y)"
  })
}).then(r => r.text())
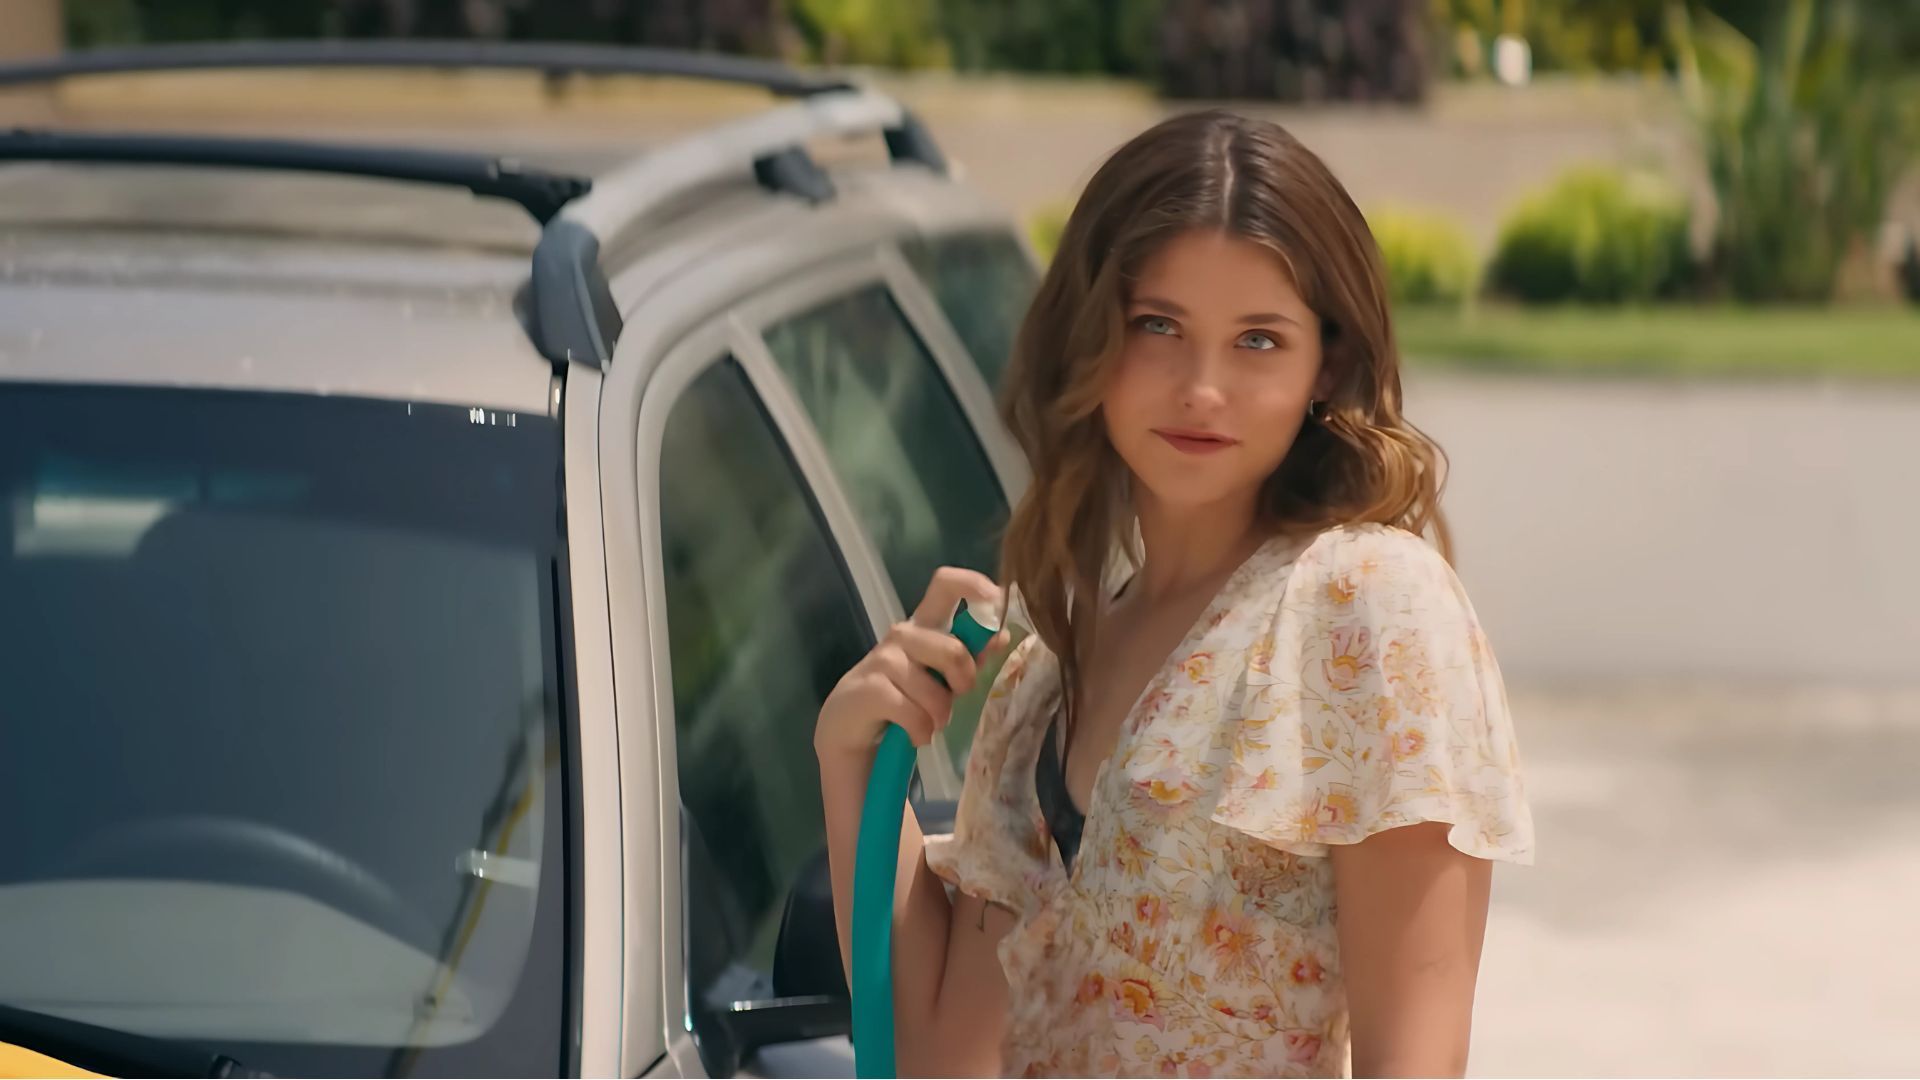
top-left (1132, 479), bottom-right (1251, 517)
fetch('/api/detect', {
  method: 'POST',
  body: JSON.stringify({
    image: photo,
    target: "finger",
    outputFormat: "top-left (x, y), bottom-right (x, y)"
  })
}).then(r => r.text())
top-left (986, 628), bottom-right (1014, 658)
top-left (880, 647), bottom-right (957, 729)
top-left (875, 681), bottom-right (940, 748)
top-left (890, 621), bottom-right (978, 693)
top-left (909, 566), bottom-right (1003, 633)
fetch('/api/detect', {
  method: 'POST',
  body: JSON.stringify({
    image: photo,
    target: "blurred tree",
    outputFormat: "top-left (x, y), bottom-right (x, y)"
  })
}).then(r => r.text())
top-left (337, 0), bottom-right (785, 54)
top-left (1160, 0), bottom-right (1431, 102)
top-left (1671, 0), bottom-right (1917, 300)
top-left (67, 0), bottom-right (334, 44)
top-left (57, 0), bottom-right (1920, 80)
top-left (937, 0), bottom-right (1158, 77)
top-left (67, 0), bottom-right (788, 55)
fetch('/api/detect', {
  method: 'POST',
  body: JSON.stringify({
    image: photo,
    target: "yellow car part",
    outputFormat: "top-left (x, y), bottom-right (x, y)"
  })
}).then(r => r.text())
top-left (0, 1040), bottom-right (104, 1079)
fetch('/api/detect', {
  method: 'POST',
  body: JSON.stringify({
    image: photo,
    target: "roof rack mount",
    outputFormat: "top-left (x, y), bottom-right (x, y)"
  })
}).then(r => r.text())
top-left (531, 86), bottom-right (952, 370)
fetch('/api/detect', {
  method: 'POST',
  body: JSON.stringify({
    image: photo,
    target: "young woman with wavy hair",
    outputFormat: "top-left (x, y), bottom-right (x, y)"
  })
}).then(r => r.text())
top-left (815, 110), bottom-right (1534, 1078)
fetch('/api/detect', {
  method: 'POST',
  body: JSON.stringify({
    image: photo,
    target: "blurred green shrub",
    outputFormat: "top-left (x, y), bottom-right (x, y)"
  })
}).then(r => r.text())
top-left (1026, 201), bottom-right (1070, 264)
top-left (1488, 167), bottom-right (1692, 304)
top-left (1670, 0), bottom-right (1918, 302)
top-left (790, 0), bottom-right (950, 68)
top-left (1434, 0), bottom-right (1920, 78)
top-left (1369, 206), bottom-right (1480, 306)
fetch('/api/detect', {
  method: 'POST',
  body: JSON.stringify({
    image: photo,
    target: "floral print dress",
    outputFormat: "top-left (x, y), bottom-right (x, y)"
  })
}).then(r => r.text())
top-left (923, 524), bottom-right (1534, 1078)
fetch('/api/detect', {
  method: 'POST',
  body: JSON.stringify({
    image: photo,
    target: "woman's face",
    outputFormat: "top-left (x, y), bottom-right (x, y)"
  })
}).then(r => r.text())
top-left (1101, 229), bottom-right (1327, 522)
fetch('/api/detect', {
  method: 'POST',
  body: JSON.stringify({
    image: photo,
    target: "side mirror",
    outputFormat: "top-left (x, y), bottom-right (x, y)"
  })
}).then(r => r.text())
top-left (767, 798), bottom-right (956, 1003)
top-left (773, 847), bottom-right (847, 1001)
top-left (686, 820), bottom-right (851, 1077)
top-left (686, 801), bottom-right (962, 1076)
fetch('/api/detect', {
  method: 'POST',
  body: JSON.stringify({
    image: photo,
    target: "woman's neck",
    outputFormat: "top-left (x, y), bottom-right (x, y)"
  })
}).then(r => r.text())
top-left (1127, 499), bottom-right (1269, 606)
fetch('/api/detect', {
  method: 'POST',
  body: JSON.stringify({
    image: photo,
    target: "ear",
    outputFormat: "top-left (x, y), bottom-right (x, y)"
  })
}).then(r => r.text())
top-left (1311, 362), bottom-right (1338, 403)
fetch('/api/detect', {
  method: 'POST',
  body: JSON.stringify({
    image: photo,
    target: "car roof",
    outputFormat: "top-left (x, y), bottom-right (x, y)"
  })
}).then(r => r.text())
top-left (0, 151), bottom-right (1013, 414)
top-left (0, 164), bottom-right (555, 414)
top-left (0, 44), bottom-right (1015, 415)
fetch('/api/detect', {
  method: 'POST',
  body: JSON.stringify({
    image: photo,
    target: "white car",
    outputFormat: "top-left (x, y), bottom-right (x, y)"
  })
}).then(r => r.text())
top-left (0, 40), bottom-right (1036, 1078)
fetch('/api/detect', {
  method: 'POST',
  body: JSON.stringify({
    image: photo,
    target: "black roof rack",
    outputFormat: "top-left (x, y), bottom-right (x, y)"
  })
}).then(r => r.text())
top-left (0, 39), bottom-right (856, 98)
top-left (0, 128), bottom-right (592, 224)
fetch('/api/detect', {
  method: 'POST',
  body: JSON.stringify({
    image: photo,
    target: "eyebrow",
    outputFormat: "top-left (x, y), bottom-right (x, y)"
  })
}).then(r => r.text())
top-left (1131, 296), bottom-right (1304, 329)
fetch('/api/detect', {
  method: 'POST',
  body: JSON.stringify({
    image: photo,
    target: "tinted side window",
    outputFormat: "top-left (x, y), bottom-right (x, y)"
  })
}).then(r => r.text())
top-left (902, 230), bottom-right (1039, 391)
top-left (762, 289), bottom-right (1013, 770)
top-left (762, 286), bottom-right (1007, 605)
top-left (657, 358), bottom-right (872, 1066)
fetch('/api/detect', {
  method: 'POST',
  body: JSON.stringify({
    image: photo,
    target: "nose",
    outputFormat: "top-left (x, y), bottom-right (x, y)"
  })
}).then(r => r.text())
top-left (1174, 346), bottom-right (1231, 412)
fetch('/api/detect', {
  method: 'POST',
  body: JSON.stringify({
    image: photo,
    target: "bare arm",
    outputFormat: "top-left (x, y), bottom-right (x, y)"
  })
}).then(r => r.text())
top-left (1330, 822), bottom-right (1493, 1078)
top-left (813, 567), bottom-right (1019, 1076)
top-left (818, 756), bottom-right (1013, 1076)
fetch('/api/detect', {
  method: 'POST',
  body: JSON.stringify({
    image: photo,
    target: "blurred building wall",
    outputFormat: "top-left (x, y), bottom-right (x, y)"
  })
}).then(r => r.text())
top-left (0, 0), bottom-right (64, 60)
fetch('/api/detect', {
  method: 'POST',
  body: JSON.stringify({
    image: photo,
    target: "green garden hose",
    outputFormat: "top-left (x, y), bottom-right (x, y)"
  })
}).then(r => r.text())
top-left (850, 600), bottom-right (997, 1079)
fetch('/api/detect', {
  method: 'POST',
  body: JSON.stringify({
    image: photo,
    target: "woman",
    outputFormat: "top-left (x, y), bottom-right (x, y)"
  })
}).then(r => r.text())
top-left (814, 109), bottom-right (1534, 1078)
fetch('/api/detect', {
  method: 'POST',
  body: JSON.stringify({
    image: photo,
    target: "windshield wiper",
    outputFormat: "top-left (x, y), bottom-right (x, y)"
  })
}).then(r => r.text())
top-left (0, 1001), bottom-right (269, 1078)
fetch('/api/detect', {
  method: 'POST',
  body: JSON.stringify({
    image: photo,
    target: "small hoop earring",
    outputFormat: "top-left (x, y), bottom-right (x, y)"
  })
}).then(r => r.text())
top-left (1305, 400), bottom-right (1322, 420)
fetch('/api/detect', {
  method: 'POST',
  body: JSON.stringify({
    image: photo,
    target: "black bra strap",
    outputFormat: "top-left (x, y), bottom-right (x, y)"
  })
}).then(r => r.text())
top-left (1034, 713), bottom-right (1086, 873)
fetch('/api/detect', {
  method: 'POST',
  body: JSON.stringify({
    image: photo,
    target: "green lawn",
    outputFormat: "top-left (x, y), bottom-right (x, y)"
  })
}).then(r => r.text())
top-left (1395, 304), bottom-right (1920, 378)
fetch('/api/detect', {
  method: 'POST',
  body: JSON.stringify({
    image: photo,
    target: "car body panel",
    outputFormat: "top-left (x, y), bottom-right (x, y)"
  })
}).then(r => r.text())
top-left (562, 363), bottom-right (629, 1079)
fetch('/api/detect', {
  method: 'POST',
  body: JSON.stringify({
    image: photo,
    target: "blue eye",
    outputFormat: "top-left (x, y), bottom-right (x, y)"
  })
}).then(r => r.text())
top-left (1240, 331), bottom-right (1280, 351)
top-left (1134, 316), bottom-right (1178, 336)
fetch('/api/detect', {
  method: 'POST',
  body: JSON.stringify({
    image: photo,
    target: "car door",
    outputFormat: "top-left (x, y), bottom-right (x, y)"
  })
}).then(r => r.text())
top-left (624, 299), bottom-right (940, 1072)
top-left (629, 250), bottom-right (1027, 1077)
top-left (602, 175), bottom-right (1039, 1070)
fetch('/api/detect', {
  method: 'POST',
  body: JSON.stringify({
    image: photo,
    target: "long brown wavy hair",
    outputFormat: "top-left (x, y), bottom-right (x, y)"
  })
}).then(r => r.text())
top-left (997, 109), bottom-right (1450, 730)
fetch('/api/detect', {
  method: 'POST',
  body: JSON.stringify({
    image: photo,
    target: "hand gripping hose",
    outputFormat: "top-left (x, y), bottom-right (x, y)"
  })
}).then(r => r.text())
top-left (850, 600), bottom-right (997, 1078)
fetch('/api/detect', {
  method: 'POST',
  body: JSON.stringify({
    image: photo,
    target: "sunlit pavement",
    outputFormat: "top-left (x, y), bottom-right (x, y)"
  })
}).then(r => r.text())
top-left (1423, 374), bottom-right (1920, 1077)
top-left (1473, 682), bottom-right (1920, 1077)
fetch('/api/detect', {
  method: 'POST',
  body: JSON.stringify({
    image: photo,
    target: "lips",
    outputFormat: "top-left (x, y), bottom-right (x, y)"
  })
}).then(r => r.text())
top-left (1153, 428), bottom-right (1238, 455)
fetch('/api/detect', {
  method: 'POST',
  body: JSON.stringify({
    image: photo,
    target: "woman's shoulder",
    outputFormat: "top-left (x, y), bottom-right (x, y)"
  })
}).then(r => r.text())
top-left (1235, 522), bottom-right (1453, 618)
top-left (964, 629), bottom-right (1056, 755)
top-left (1295, 521), bottom-right (1450, 581)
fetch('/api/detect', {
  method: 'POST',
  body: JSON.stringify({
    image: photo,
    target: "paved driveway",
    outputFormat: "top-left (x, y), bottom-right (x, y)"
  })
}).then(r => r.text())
top-left (1414, 373), bottom-right (1920, 1076)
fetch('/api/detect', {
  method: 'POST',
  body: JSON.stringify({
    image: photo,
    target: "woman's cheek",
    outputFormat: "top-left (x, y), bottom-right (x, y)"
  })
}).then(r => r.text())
top-left (1104, 347), bottom-right (1163, 418)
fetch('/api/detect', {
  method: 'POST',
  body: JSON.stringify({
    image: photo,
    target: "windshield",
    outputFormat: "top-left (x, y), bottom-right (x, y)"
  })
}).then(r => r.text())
top-left (0, 384), bottom-right (571, 1077)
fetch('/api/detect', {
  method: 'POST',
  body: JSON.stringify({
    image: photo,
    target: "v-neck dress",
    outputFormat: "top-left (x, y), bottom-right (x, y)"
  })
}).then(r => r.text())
top-left (923, 524), bottom-right (1534, 1078)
